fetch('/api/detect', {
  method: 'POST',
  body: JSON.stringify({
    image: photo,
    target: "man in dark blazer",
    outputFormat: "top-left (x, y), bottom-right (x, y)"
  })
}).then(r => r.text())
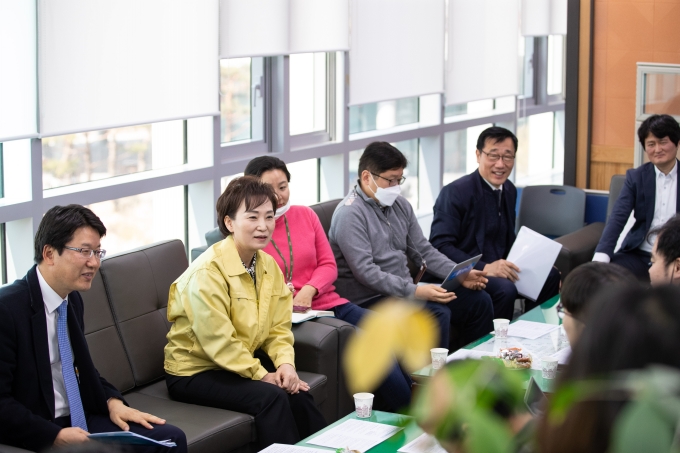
top-left (0, 205), bottom-right (187, 452)
top-left (429, 127), bottom-right (560, 320)
top-left (593, 114), bottom-right (680, 282)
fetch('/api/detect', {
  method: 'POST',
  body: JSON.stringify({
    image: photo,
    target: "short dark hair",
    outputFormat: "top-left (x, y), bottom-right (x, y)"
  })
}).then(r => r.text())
top-left (357, 142), bottom-right (408, 176)
top-left (650, 213), bottom-right (680, 266)
top-left (637, 114), bottom-right (680, 148)
top-left (216, 176), bottom-right (278, 237)
top-left (560, 262), bottom-right (636, 320)
top-left (34, 205), bottom-right (106, 264)
top-left (244, 156), bottom-right (291, 182)
top-left (475, 127), bottom-right (518, 153)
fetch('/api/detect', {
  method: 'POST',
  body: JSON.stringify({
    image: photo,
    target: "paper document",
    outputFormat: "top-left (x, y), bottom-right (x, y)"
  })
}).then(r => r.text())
top-left (551, 345), bottom-right (571, 364)
top-left (506, 226), bottom-right (562, 300)
top-left (307, 419), bottom-right (403, 452)
top-left (506, 320), bottom-right (560, 340)
top-left (398, 434), bottom-right (447, 453)
top-left (447, 349), bottom-right (495, 363)
top-left (292, 310), bottom-right (335, 324)
top-left (88, 431), bottom-right (176, 447)
top-left (258, 444), bottom-right (334, 453)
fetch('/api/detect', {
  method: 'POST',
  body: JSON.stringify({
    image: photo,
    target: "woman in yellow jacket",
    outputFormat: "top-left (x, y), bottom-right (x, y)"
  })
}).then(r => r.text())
top-left (164, 176), bottom-right (326, 449)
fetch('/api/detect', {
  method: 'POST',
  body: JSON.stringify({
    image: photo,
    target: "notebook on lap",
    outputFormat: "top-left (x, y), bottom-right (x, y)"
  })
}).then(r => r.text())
top-left (440, 254), bottom-right (483, 292)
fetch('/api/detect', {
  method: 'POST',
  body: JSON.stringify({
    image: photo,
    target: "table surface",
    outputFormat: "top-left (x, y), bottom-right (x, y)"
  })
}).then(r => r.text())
top-left (411, 294), bottom-right (564, 392)
top-left (297, 410), bottom-right (423, 453)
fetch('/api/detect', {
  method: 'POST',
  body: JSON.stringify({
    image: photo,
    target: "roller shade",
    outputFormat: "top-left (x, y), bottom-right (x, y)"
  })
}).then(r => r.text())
top-left (446, 0), bottom-right (519, 105)
top-left (0, 0), bottom-right (37, 142)
top-left (521, 0), bottom-right (567, 36)
top-left (220, 0), bottom-right (349, 58)
top-left (349, 0), bottom-right (445, 106)
top-left (38, 0), bottom-right (219, 137)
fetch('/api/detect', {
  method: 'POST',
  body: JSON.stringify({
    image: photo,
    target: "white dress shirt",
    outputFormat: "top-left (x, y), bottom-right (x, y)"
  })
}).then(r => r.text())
top-left (593, 161), bottom-right (677, 262)
top-left (36, 267), bottom-right (71, 418)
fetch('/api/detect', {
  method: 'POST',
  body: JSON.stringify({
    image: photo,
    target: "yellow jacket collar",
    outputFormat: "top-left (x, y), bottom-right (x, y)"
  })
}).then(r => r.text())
top-left (218, 235), bottom-right (268, 278)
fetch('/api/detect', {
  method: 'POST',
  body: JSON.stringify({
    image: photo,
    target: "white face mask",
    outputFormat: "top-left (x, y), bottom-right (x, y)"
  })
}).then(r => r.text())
top-left (274, 198), bottom-right (291, 219)
top-left (369, 175), bottom-right (401, 207)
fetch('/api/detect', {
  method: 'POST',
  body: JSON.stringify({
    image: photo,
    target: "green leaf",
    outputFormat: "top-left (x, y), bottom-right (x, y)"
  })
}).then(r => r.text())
top-left (611, 401), bottom-right (674, 453)
top-left (465, 409), bottom-right (514, 453)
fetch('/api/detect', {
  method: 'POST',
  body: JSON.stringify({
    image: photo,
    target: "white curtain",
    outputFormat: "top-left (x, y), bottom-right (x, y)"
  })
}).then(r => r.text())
top-left (521, 0), bottom-right (567, 36)
top-left (0, 0), bottom-right (37, 142)
top-left (349, 0), bottom-right (445, 106)
top-left (446, 0), bottom-right (520, 105)
top-left (38, 0), bottom-right (219, 137)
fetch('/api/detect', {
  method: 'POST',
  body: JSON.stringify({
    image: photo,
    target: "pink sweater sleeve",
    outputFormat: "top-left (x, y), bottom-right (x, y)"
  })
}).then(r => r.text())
top-left (304, 208), bottom-right (339, 297)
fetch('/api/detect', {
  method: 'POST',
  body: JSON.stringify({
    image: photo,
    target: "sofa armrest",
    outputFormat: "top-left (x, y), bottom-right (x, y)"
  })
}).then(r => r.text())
top-left (292, 321), bottom-right (340, 422)
top-left (554, 222), bottom-right (606, 278)
top-left (0, 445), bottom-right (32, 453)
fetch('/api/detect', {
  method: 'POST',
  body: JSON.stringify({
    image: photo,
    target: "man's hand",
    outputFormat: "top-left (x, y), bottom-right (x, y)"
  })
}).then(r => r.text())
top-left (483, 260), bottom-right (520, 282)
top-left (462, 270), bottom-right (488, 290)
top-left (415, 285), bottom-right (457, 304)
top-left (276, 363), bottom-right (309, 394)
top-left (54, 428), bottom-right (90, 447)
top-left (293, 285), bottom-right (317, 309)
top-left (108, 398), bottom-right (165, 431)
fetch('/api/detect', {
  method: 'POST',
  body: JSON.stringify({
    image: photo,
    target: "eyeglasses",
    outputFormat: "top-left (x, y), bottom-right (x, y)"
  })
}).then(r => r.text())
top-left (556, 302), bottom-right (567, 320)
top-left (64, 246), bottom-right (107, 260)
top-left (371, 173), bottom-right (406, 187)
top-left (479, 150), bottom-right (516, 163)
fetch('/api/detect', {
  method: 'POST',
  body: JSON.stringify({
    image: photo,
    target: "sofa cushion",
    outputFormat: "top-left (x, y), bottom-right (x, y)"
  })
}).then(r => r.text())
top-left (124, 392), bottom-right (254, 453)
top-left (81, 272), bottom-right (136, 393)
top-left (101, 240), bottom-right (188, 386)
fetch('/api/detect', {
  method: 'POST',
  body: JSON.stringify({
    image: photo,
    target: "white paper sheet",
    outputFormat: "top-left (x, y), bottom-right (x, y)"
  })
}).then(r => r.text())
top-left (258, 444), bottom-right (335, 453)
top-left (447, 349), bottom-right (495, 363)
top-left (506, 226), bottom-right (562, 300)
top-left (307, 419), bottom-right (403, 452)
top-left (398, 434), bottom-right (447, 453)
top-left (506, 320), bottom-right (560, 340)
top-left (551, 345), bottom-right (572, 364)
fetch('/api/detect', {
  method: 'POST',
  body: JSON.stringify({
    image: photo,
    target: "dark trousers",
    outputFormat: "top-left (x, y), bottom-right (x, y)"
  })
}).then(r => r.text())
top-left (332, 302), bottom-right (412, 412)
top-left (611, 249), bottom-right (651, 283)
top-left (166, 369), bottom-right (326, 451)
top-left (53, 413), bottom-right (188, 453)
top-left (483, 266), bottom-right (561, 320)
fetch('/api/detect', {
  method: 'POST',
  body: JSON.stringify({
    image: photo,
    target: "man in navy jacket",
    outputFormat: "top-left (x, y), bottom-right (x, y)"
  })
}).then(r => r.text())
top-left (0, 205), bottom-right (186, 452)
top-left (593, 114), bottom-right (680, 282)
top-left (429, 127), bottom-right (560, 320)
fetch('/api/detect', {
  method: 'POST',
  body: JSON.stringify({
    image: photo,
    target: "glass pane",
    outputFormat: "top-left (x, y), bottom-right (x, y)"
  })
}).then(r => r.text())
top-left (42, 121), bottom-right (184, 190)
top-left (643, 72), bottom-right (680, 116)
top-left (87, 186), bottom-right (185, 254)
top-left (445, 97), bottom-right (515, 118)
top-left (349, 97), bottom-right (419, 134)
top-left (220, 58), bottom-right (252, 143)
top-left (220, 173), bottom-right (244, 192)
top-left (0, 143), bottom-right (3, 199)
top-left (548, 35), bottom-right (565, 96)
top-left (348, 149), bottom-right (362, 189)
top-left (0, 223), bottom-right (5, 285)
top-left (515, 112), bottom-right (561, 186)
top-left (394, 139), bottom-right (419, 209)
top-left (288, 159), bottom-right (319, 206)
top-left (519, 37), bottom-right (534, 99)
top-left (443, 124), bottom-right (493, 185)
top-left (290, 53), bottom-right (327, 135)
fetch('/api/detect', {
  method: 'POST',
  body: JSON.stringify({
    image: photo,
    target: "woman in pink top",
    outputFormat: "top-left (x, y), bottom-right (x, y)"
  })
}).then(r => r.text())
top-left (245, 156), bottom-right (412, 412)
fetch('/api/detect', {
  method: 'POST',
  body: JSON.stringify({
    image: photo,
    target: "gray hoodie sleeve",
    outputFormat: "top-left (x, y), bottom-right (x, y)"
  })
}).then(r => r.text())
top-left (332, 205), bottom-right (418, 299)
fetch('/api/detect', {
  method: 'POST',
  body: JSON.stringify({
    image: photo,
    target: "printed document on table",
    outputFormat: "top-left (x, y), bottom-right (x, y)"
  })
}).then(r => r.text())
top-left (307, 419), bottom-right (403, 452)
top-left (258, 444), bottom-right (335, 453)
top-left (506, 320), bottom-right (560, 340)
top-left (506, 227), bottom-right (562, 300)
top-left (447, 349), bottom-right (495, 363)
top-left (398, 434), bottom-right (447, 453)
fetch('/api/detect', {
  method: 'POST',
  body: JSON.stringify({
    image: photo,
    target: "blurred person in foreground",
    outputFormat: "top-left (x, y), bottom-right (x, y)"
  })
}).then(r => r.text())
top-left (648, 213), bottom-right (680, 286)
top-left (245, 156), bottom-right (413, 412)
top-left (0, 205), bottom-right (186, 452)
top-left (164, 176), bottom-right (325, 450)
top-left (537, 285), bottom-right (680, 453)
top-left (557, 262), bottom-right (636, 347)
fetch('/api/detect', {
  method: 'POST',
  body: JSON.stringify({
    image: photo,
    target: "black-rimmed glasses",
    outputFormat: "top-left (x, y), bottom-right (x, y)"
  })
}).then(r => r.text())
top-left (371, 172), bottom-right (406, 187)
top-left (479, 150), bottom-right (516, 163)
top-left (64, 246), bottom-right (107, 260)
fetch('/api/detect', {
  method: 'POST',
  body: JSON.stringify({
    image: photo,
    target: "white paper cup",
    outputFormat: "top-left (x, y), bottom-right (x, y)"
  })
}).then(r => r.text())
top-left (430, 348), bottom-right (449, 370)
top-left (541, 357), bottom-right (559, 379)
top-left (493, 318), bottom-right (510, 338)
top-left (353, 392), bottom-right (374, 418)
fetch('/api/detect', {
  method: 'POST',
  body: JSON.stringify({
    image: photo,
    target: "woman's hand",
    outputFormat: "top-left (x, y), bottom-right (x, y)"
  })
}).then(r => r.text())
top-left (261, 373), bottom-right (279, 386)
top-left (293, 285), bottom-right (317, 309)
top-left (275, 364), bottom-right (310, 394)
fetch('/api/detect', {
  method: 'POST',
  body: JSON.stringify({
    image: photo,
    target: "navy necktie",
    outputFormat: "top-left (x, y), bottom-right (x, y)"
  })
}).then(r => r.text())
top-left (57, 301), bottom-right (88, 431)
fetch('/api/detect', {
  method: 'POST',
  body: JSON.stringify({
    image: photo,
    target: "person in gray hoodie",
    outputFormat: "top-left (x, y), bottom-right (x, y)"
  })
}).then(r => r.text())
top-left (329, 141), bottom-right (494, 350)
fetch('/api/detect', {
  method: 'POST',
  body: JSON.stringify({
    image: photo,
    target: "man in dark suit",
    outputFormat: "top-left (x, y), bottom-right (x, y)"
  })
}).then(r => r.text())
top-left (593, 114), bottom-right (680, 282)
top-left (429, 127), bottom-right (560, 320)
top-left (0, 205), bottom-right (187, 452)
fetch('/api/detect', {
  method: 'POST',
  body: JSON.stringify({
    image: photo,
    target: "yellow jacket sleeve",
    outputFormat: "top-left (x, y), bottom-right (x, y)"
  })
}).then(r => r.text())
top-left (260, 276), bottom-right (296, 369)
top-left (184, 268), bottom-right (268, 380)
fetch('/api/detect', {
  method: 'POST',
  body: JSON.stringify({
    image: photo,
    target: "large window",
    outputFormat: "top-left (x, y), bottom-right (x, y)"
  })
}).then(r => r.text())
top-left (42, 121), bottom-right (185, 189)
top-left (515, 111), bottom-right (564, 186)
top-left (443, 124), bottom-right (493, 185)
top-left (547, 35), bottom-right (565, 97)
top-left (290, 53), bottom-right (327, 136)
top-left (220, 57), bottom-right (265, 144)
top-left (287, 159), bottom-right (320, 205)
top-left (445, 97), bottom-right (515, 119)
top-left (349, 97), bottom-right (419, 135)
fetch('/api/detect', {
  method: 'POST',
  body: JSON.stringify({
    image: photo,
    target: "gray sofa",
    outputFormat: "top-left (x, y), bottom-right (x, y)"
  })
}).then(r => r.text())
top-left (0, 239), bottom-right (354, 453)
